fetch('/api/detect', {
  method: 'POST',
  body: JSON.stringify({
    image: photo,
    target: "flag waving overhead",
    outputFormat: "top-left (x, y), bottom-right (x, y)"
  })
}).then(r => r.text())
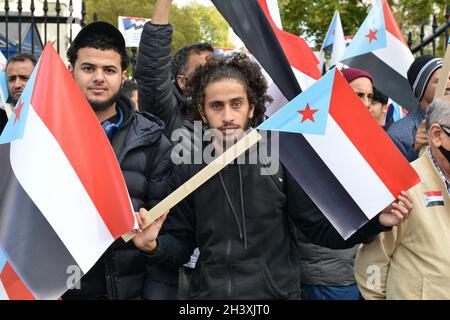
top-left (0, 44), bottom-right (136, 300)
top-left (212, 0), bottom-right (301, 102)
top-left (340, 0), bottom-right (416, 111)
top-left (258, 69), bottom-right (420, 238)
top-left (322, 11), bottom-right (346, 67)
top-left (212, 0), bottom-right (320, 101)
top-left (257, 0), bottom-right (321, 90)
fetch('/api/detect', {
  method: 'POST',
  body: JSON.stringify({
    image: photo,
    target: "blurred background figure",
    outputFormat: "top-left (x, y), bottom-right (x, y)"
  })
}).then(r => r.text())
top-left (370, 87), bottom-right (390, 130)
top-left (122, 79), bottom-right (139, 112)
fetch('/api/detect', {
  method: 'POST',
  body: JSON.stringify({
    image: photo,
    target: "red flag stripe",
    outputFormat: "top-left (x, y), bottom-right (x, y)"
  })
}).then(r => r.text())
top-left (382, 0), bottom-right (407, 45)
top-left (329, 70), bottom-right (419, 197)
top-left (30, 44), bottom-right (134, 238)
top-left (258, 0), bottom-right (321, 80)
top-left (0, 263), bottom-right (35, 300)
top-left (424, 191), bottom-right (443, 197)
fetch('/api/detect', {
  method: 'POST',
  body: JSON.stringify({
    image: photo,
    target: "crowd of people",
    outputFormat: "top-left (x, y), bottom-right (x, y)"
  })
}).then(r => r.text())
top-left (0, 0), bottom-right (449, 300)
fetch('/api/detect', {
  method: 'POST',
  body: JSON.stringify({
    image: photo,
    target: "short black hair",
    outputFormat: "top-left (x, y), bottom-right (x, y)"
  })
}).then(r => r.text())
top-left (122, 79), bottom-right (138, 99)
top-left (67, 29), bottom-right (130, 71)
top-left (372, 87), bottom-right (388, 105)
top-left (171, 42), bottom-right (214, 79)
top-left (6, 53), bottom-right (38, 69)
top-left (187, 52), bottom-right (271, 128)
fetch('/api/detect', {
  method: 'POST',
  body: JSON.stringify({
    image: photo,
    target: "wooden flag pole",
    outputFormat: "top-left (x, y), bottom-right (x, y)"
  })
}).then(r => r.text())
top-left (434, 37), bottom-right (450, 101)
top-left (122, 129), bottom-right (262, 242)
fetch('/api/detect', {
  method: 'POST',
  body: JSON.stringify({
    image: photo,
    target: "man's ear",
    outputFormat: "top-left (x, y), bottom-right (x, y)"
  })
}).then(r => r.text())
top-left (177, 75), bottom-right (186, 92)
top-left (68, 64), bottom-right (74, 74)
top-left (249, 104), bottom-right (255, 119)
top-left (122, 70), bottom-right (127, 84)
top-left (429, 124), bottom-right (442, 148)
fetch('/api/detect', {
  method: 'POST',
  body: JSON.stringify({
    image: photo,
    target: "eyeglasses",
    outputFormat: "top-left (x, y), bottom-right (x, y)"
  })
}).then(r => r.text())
top-left (441, 125), bottom-right (450, 137)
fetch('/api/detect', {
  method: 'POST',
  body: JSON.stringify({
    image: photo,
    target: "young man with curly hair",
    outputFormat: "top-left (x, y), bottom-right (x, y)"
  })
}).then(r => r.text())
top-left (133, 53), bottom-right (412, 300)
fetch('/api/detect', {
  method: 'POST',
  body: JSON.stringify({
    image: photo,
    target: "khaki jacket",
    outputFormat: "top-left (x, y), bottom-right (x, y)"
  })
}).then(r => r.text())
top-left (355, 150), bottom-right (450, 299)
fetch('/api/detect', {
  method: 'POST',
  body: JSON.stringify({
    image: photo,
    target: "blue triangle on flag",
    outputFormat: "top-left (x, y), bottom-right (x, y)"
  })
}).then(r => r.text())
top-left (340, 0), bottom-right (387, 61)
top-left (0, 51), bottom-right (9, 104)
top-left (322, 12), bottom-right (339, 49)
top-left (257, 68), bottom-right (335, 135)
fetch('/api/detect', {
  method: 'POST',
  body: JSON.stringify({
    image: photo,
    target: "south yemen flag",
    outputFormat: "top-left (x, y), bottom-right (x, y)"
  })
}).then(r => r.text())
top-left (0, 44), bottom-right (136, 300)
top-left (258, 69), bottom-right (420, 238)
top-left (340, 0), bottom-right (417, 111)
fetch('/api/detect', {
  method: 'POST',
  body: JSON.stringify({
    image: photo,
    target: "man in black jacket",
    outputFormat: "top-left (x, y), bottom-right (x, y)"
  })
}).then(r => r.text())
top-left (132, 53), bottom-right (413, 300)
top-left (0, 108), bottom-right (6, 134)
top-left (135, 0), bottom-right (213, 138)
top-left (61, 21), bottom-right (173, 300)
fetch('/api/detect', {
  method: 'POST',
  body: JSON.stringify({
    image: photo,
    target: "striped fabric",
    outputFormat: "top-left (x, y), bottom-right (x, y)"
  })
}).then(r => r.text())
top-left (258, 69), bottom-right (420, 238)
top-left (340, 0), bottom-right (417, 111)
top-left (0, 44), bottom-right (135, 300)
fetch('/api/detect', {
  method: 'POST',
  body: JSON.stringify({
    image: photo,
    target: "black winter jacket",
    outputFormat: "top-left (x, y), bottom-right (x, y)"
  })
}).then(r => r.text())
top-left (0, 109), bottom-right (7, 133)
top-left (136, 22), bottom-right (186, 138)
top-left (146, 142), bottom-right (387, 300)
top-left (63, 96), bottom-right (173, 300)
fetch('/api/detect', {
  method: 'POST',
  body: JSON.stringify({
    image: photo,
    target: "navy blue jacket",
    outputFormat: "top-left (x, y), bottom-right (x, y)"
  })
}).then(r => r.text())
top-left (387, 106), bottom-right (425, 162)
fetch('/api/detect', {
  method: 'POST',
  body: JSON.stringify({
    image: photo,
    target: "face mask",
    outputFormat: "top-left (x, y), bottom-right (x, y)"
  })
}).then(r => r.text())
top-left (440, 126), bottom-right (450, 162)
top-left (439, 145), bottom-right (450, 163)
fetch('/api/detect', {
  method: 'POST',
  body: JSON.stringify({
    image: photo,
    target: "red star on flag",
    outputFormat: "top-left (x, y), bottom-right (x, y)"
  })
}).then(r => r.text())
top-left (365, 29), bottom-right (378, 43)
top-left (1, 63), bottom-right (5, 71)
top-left (298, 103), bottom-right (319, 123)
top-left (13, 100), bottom-right (24, 125)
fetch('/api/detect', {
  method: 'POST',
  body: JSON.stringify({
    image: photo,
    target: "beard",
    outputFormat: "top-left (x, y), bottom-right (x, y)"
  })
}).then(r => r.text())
top-left (88, 90), bottom-right (121, 112)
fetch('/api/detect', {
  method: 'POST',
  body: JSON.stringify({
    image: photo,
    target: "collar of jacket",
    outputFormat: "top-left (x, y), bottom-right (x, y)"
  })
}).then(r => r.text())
top-left (428, 147), bottom-right (450, 194)
top-left (421, 147), bottom-right (450, 190)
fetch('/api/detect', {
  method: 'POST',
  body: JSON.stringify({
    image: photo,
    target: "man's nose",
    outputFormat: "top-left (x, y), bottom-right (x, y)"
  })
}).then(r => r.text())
top-left (92, 69), bottom-right (106, 82)
top-left (222, 105), bottom-right (234, 122)
top-left (13, 78), bottom-right (23, 88)
top-left (361, 96), bottom-right (371, 108)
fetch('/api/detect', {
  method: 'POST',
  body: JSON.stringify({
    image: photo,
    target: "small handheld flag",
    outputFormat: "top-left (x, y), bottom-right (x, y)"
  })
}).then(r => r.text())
top-left (0, 43), bottom-right (136, 300)
top-left (340, 0), bottom-right (416, 111)
top-left (258, 68), bottom-right (420, 238)
top-left (322, 11), bottom-right (346, 67)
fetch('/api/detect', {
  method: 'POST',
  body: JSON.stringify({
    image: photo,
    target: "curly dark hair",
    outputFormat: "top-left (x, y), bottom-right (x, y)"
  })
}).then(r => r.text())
top-left (186, 52), bottom-right (272, 128)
